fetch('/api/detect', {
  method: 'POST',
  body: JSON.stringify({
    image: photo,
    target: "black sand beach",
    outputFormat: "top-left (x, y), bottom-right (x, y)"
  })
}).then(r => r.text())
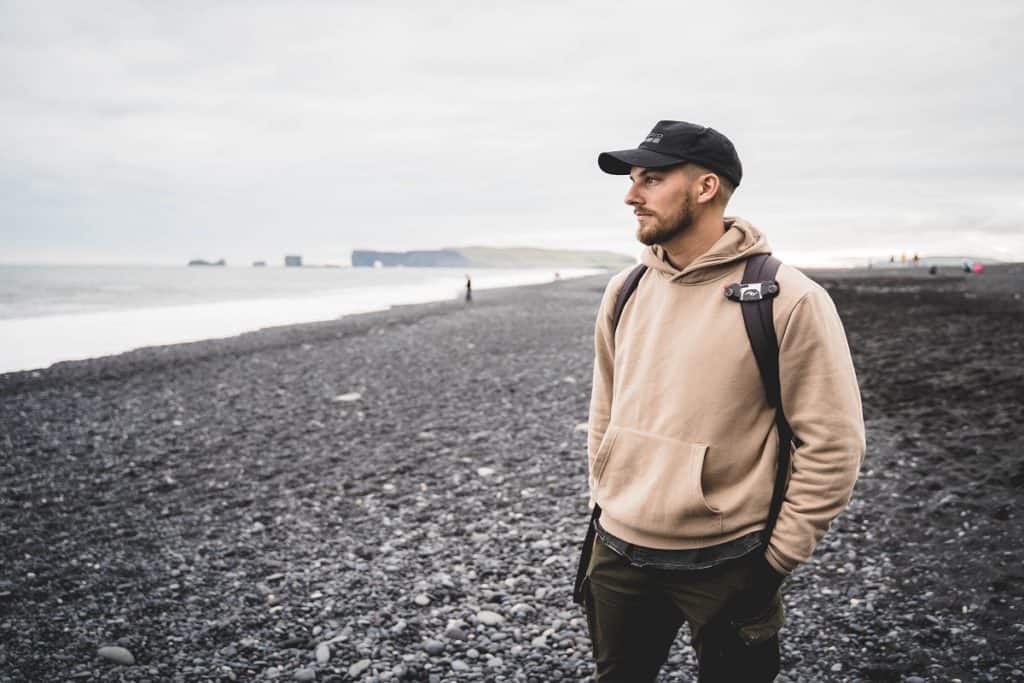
top-left (2, 265), bottom-right (1023, 682)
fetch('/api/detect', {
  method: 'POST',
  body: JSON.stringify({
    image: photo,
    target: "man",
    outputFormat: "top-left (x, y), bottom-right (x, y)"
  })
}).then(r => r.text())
top-left (583, 120), bottom-right (865, 681)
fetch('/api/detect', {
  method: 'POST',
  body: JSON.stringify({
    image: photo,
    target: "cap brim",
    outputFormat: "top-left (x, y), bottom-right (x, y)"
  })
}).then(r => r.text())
top-left (598, 148), bottom-right (686, 175)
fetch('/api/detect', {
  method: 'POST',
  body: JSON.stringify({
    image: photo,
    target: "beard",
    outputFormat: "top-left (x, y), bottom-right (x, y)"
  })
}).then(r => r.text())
top-left (635, 193), bottom-right (695, 246)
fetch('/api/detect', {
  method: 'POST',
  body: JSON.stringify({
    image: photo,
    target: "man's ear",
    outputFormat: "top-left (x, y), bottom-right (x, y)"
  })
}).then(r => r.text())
top-left (695, 173), bottom-right (721, 205)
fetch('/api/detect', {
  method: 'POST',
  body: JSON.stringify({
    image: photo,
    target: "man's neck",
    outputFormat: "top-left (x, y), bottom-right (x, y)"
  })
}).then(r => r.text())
top-left (660, 213), bottom-right (727, 271)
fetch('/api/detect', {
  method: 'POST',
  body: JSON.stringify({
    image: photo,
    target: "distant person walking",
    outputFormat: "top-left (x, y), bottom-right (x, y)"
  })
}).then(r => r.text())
top-left (578, 120), bottom-right (865, 682)
top-left (465, 274), bottom-right (472, 302)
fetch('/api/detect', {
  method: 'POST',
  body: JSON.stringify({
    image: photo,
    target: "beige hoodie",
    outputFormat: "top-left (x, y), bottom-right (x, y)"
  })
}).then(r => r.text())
top-left (587, 218), bottom-right (865, 575)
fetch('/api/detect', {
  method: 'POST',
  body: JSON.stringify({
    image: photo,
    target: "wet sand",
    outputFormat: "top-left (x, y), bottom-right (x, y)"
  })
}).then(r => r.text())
top-left (1, 264), bottom-right (1022, 681)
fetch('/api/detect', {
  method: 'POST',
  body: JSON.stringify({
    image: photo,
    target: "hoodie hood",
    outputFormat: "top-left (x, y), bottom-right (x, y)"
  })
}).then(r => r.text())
top-left (640, 216), bottom-right (771, 285)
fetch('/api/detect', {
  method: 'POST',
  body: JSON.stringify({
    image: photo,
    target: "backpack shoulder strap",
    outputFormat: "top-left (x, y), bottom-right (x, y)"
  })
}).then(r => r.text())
top-left (730, 253), bottom-right (796, 548)
top-left (612, 264), bottom-right (648, 334)
top-left (737, 253), bottom-right (783, 409)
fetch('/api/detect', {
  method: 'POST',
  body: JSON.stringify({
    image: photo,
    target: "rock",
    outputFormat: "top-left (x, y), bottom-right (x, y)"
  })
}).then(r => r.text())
top-left (451, 660), bottom-right (469, 672)
top-left (348, 659), bottom-right (371, 678)
top-left (476, 610), bottom-right (504, 626)
top-left (293, 668), bottom-right (315, 681)
top-left (390, 619), bottom-right (407, 634)
top-left (423, 640), bottom-right (445, 656)
top-left (413, 594), bottom-right (430, 606)
top-left (574, 422), bottom-right (589, 433)
top-left (477, 467), bottom-right (495, 477)
top-left (96, 646), bottom-right (134, 665)
top-left (444, 624), bottom-right (468, 641)
top-left (333, 392), bottom-right (362, 402)
top-left (905, 678), bottom-right (926, 683)
top-left (510, 603), bottom-right (535, 617)
top-left (830, 663), bottom-right (843, 672)
top-left (531, 635), bottom-right (547, 648)
top-left (315, 642), bottom-right (330, 664)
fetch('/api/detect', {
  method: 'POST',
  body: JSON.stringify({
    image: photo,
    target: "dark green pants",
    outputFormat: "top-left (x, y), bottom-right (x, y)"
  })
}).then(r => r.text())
top-left (583, 537), bottom-right (785, 682)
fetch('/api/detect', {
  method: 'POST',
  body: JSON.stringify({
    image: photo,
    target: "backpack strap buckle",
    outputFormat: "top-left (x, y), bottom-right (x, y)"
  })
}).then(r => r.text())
top-left (724, 281), bottom-right (779, 302)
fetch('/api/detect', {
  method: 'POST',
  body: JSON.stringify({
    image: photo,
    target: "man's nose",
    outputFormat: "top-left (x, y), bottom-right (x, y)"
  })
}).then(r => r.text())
top-left (624, 184), bottom-right (642, 206)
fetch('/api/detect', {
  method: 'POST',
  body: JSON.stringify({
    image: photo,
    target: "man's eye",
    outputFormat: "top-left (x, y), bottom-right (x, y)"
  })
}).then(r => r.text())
top-left (645, 177), bottom-right (658, 185)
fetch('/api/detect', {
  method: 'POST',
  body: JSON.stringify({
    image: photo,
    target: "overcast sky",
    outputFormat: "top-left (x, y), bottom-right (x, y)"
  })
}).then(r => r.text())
top-left (2, 1), bottom-right (1022, 266)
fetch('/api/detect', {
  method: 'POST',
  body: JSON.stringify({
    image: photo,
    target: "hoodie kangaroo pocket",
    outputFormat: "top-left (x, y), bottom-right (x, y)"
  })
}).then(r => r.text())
top-left (595, 427), bottom-right (723, 540)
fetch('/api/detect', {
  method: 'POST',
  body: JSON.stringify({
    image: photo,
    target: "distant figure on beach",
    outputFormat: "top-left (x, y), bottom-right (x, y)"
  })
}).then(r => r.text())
top-left (465, 274), bottom-right (472, 302)
top-left (889, 255), bottom-right (895, 263)
top-left (913, 253), bottom-right (919, 267)
top-left (580, 120), bottom-right (865, 681)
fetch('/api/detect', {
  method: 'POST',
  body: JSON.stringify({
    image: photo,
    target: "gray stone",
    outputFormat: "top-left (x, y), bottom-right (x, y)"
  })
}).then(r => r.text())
top-left (97, 646), bottom-right (134, 666)
top-left (423, 640), bottom-right (446, 656)
top-left (476, 610), bottom-right (504, 626)
top-left (348, 659), bottom-right (371, 678)
top-left (444, 624), bottom-right (468, 641)
top-left (293, 668), bottom-right (315, 681)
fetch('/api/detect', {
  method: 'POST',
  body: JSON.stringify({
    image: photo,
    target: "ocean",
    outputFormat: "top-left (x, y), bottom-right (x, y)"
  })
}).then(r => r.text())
top-left (0, 265), bottom-right (606, 374)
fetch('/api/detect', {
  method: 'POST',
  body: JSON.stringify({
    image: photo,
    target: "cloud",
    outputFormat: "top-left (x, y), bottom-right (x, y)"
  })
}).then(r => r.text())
top-left (2, 1), bottom-right (1023, 264)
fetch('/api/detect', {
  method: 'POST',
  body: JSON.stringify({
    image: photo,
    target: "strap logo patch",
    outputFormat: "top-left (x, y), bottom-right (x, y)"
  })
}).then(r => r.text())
top-left (724, 281), bottom-right (780, 302)
top-left (643, 133), bottom-right (663, 144)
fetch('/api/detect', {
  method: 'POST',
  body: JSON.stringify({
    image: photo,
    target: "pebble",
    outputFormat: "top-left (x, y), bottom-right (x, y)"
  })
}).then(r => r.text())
top-left (477, 467), bottom-right (495, 477)
top-left (451, 660), bottom-right (469, 672)
top-left (830, 663), bottom-right (843, 672)
top-left (315, 642), bottom-right (330, 664)
top-left (444, 624), bottom-right (468, 641)
top-left (96, 645), bottom-right (134, 665)
top-left (413, 594), bottom-right (430, 606)
top-left (905, 678), bottom-right (926, 683)
top-left (423, 640), bottom-right (445, 656)
top-left (510, 603), bottom-right (535, 617)
top-left (348, 659), bottom-right (371, 678)
top-left (476, 610), bottom-right (504, 626)
top-left (293, 668), bottom-right (315, 681)
top-left (333, 392), bottom-right (362, 402)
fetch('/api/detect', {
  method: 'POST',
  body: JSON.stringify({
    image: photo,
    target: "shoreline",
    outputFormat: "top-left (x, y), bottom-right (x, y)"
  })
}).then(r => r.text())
top-left (5, 262), bottom-right (1020, 385)
top-left (0, 272), bottom-right (610, 384)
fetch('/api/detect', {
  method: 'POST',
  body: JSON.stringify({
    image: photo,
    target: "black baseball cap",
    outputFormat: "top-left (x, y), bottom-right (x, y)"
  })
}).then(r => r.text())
top-left (598, 120), bottom-right (742, 187)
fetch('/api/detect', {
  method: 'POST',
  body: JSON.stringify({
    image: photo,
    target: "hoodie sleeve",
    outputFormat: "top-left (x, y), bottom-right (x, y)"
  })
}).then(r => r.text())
top-left (586, 273), bottom-right (625, 507)
top-left (766, 284), bottom-right (866, 575)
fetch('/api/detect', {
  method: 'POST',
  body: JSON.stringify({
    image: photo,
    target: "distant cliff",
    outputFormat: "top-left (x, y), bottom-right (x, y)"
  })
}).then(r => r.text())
top-left (352, 250), bottom-right (470, 267)
top-left (352, 247), bottom-right (634, 269)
